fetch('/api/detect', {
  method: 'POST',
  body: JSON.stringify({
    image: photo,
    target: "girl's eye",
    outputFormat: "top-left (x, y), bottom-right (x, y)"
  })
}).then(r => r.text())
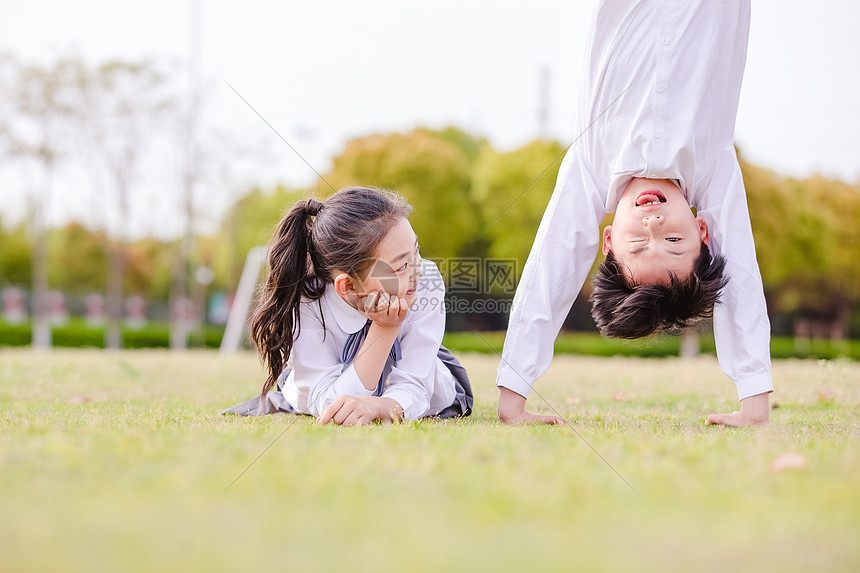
top-left (397, 262), bottom-right (408, 272)
top-left (666, 237), bottom-right (680, 243)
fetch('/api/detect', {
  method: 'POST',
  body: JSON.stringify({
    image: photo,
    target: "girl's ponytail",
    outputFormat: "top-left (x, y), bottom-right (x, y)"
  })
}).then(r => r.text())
top-left (251, 198), bottom-right (325, 395)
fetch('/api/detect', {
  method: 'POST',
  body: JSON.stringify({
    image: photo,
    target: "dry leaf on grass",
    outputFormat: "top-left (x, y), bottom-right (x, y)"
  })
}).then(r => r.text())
top-left (611, 390), bottom-right (629, 402)
top-left (69, 396), bottom-right (92, 404)
top-left (818, 388), bottom-right (836, 402)
top-left (772, 453), bottom-right (806, 472)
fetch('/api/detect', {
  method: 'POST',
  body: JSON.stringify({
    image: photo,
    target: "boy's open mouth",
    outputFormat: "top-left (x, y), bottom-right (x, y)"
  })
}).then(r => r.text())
top-left (635, 191), bottom-right (667, 207)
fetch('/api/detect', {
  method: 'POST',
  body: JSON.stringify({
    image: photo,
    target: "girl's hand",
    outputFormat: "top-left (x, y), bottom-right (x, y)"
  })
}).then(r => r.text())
top-left (359, 290), bottom-right (409, 328)
top-left (317, 395), bottom-right (403, 426)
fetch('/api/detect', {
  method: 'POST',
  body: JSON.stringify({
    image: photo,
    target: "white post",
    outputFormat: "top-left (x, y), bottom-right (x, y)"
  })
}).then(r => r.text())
top-left (680, 329), bottom-right (700, 359)
top-left (219, 245), bottom-right (267, 354)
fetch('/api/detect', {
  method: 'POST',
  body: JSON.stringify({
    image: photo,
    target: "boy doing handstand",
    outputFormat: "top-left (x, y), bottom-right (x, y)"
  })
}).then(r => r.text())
top-left (496, 0), bottom-right (773, 425)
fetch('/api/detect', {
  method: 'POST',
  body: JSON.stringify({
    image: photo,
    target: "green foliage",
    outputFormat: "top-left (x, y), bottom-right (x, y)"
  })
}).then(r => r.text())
top-left (213, 185), bottom-right (305, 288)
top-left (471, 140), bottom-right (567, 265)
top-left (1, 126), bottom-right (858, 337)
top-left (325, 129), bottom-right (481, 261)
top-left (742, 157), bottom-right (860, 321)
top-left (417, 125), bottom-right (489, 166)
top-left (0, 219), bottom-right (31, 286)
top-left (43, 222), bottom-right (174, 299)
top-left (47, 222), bottom-right (108, 294)
top-left (124, 237), bottom-right (173, 299)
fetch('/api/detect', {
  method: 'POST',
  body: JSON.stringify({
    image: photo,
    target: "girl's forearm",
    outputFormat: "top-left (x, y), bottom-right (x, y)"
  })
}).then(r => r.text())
top-left (353, 322), bottom-right (400, 391)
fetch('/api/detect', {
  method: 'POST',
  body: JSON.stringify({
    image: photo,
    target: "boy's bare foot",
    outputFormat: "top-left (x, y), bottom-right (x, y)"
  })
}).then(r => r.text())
top-left (705, 411), bottom-right (768, 426)
top-left (498, 386), bottom-right (563, 425)
top-left (705, 392), bottom-right (770, 426)
top-left (500, 409), bottom-right (564, 425)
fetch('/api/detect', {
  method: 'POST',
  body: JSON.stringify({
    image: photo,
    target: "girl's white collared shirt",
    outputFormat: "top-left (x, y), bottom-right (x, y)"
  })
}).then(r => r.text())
top-left (281, 261), bottom-right (457, 420)
top-left (496, 0), bottom-right (773, 401)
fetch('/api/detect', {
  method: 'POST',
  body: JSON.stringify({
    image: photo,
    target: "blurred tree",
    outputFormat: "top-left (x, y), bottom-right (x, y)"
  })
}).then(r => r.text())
top-left (123, 239), bottom-right (159, 298)
top-left (418, 126), bottom-right (488, 166)
top-left (0, 53), bottom-right (13, 158)
top-left (78, 60), bottom-right (172, 349)
top-left (325, 129), bottom-right (482, 263)
top-left (0, 218), bottom-right (32, 288)
top-left (127, 237), bottom-right (174, 301)
top-left (415, 126), bottom-right (493, 259)
top-left (47, 222), bottom-right (107, 294)
top-left (742, 155), bottom-right (860, 337)
top-left (183, 125), bottom-right (272, 295)
top-left (825, 177), bottom-right (860, 316)
top-left (168, 92), bottom-right (263, 348)
top-left (214, 185), bottom-right (305, 290)
top-left (0, 56), bottom-right (82, 347)
top-left (38, 221), bottom-right (173, 304)
top-left (471, 139), bottom-right (567, 268)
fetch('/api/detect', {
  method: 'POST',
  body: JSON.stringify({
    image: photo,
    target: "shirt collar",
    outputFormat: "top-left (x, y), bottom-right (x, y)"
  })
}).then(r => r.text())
top-left (322, 285), bottom-right (368, 334)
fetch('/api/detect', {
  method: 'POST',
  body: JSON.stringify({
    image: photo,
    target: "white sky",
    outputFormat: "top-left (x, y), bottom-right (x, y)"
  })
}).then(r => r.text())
top-left (1, 0), bottom-right (859, 236)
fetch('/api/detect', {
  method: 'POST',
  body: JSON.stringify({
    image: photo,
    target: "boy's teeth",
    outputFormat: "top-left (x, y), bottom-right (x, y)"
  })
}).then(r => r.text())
top-left (636, 192), bottom-right (665, 206)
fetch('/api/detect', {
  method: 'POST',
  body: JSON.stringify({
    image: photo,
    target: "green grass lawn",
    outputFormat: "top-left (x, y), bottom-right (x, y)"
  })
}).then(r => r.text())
top-left (1, 349), bottom-right (858, 572)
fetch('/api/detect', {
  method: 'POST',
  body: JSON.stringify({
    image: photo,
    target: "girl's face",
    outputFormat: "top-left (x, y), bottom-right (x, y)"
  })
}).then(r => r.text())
top-left (353, 216), bottom-right (423, 306)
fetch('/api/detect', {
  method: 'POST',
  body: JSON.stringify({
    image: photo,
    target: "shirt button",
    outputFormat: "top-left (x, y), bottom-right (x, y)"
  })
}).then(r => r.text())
top-left (655, 128), bottom-right (664, 138)
top-left (657, 83), bottom-right (666, 93)
top-left (662, 37), bottom-right (670, 45)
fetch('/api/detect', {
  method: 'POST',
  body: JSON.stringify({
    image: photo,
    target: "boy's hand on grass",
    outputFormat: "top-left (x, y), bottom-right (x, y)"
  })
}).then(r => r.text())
top-left (497, 386), bottom-right (563, 425)
top-left (317, 395), bottom-right (403, 426)
top-left (705, 392), bottom-right (770, 427)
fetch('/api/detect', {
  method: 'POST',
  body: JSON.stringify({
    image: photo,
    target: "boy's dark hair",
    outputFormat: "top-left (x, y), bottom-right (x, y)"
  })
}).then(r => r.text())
top-left (590, 242), bottom-right (728, 339)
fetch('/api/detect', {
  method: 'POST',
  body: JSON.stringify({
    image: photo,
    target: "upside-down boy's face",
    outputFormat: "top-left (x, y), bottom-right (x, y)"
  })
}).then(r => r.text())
top-left (603, 178), bottom-right (709, 284)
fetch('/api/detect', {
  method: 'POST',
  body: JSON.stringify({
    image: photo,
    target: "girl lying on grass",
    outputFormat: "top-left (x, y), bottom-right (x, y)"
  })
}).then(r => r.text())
top-left (224, 186), bottom-right (472, 425)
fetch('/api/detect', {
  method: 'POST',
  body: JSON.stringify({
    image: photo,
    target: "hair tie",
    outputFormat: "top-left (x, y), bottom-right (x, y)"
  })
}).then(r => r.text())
top-left (305, 199), bottom-right (324, 216)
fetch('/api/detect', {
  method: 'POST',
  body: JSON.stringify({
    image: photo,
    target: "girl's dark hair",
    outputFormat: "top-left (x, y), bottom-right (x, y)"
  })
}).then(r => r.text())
top-left (590, 242), bottom-right (728, 339)
top-left (251, 186), bottom-right (412, 395)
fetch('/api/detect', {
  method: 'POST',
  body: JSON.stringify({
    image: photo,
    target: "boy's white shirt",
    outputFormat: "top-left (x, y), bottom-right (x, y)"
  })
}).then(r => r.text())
top-left (282, 261), bottom-right (457, 420)
top-left (496, 0), bottom-right (774, 401)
